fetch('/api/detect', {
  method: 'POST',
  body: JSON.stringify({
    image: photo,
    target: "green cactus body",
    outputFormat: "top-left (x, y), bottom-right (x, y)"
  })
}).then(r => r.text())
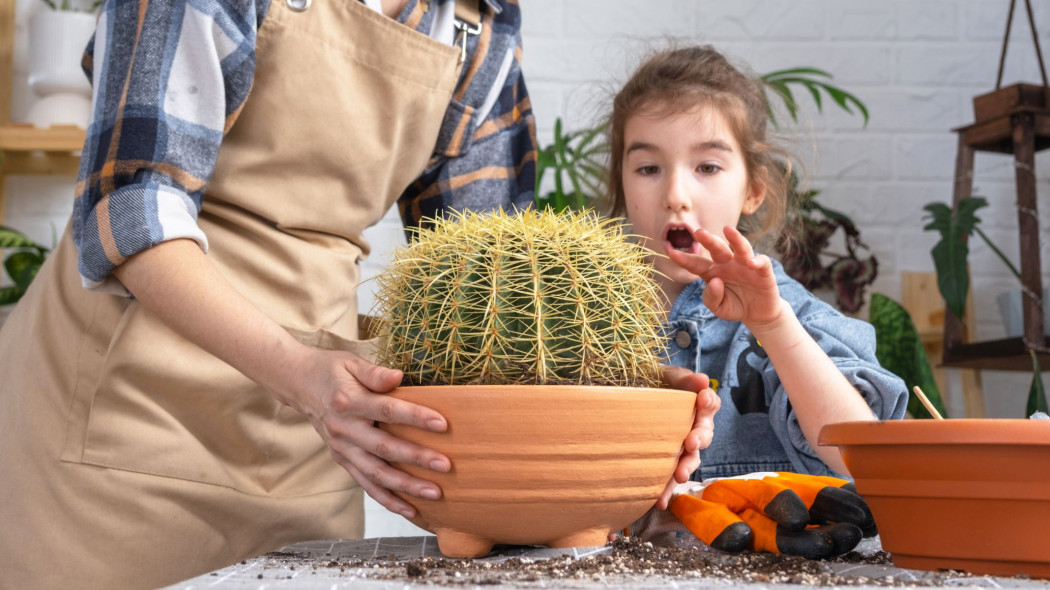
top-left (374, 209), bottom-right (665, 387)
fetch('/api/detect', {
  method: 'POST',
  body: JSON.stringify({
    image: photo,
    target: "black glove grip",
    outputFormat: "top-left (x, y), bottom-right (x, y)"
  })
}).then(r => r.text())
top-left (809, 485), bottom-right (874, 531)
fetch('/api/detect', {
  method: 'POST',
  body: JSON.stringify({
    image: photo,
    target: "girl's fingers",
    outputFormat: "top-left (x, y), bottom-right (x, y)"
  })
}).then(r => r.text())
top-left (694, 227), bottom-right (733, 263)
top-left (659, 364), bottom-right (711, 392)
top-left (658, 477), bottom-right (678, 510)
top-left (723, 226), bottom-right (755, 263)
top-left (666, 247), bottom-right (711, 275)
top-left (702, 277), bottom-right (725, 312)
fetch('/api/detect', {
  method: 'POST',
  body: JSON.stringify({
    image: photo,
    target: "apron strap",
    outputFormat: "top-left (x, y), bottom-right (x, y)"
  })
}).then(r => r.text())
top-left (453, 0), bottom-right (482, 63)
top-left (454, 0), bottom-right (481, 27)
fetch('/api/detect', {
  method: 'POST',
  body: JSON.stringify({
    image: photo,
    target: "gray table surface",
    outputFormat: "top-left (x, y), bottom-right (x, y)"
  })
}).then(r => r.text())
top-left (167, 536), bottom-right (1050, 590)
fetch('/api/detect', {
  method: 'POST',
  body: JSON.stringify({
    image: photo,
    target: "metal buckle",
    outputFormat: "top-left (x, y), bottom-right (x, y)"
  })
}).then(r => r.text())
top-left (454, 19), bottom-right (482, 64)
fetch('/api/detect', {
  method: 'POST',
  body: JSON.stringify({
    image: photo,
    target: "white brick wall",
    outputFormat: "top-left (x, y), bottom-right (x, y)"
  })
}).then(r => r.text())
top-left (5, 0), bottom-right (1050, 536)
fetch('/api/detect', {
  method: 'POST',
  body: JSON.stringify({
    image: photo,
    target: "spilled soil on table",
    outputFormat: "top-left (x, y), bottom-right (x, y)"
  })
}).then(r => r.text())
top-left (259, 537), bottom-right (1012, 587)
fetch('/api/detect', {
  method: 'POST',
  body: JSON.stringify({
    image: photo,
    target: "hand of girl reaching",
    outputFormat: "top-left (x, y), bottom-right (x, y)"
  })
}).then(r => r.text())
top-left (667, 226), bottom-right (785, 330)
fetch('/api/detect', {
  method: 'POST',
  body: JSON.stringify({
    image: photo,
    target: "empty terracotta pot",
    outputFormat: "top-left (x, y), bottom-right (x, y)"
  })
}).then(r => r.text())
top-left (380, 385), bottom-right (696, 558)
top-left (820, 419), bottom-right (1050, 578)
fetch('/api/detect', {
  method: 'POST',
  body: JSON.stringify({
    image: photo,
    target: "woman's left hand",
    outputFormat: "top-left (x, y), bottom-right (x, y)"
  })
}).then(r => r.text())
top-left (668, 225), bottom-right (784, 329)
top-left (656, 366), bottom-right (720, 510)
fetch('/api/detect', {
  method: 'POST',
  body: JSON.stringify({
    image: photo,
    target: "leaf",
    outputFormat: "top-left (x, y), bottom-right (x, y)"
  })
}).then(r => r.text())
top-left (5, 251), bottom-right (46, 292)
top-left (869, 293), bottom-right (948, 419)
top-left (0, 226), bottom-right (38, 249)
top-left (0, 285), bottom-right (22, 307)
top-left (534, 117), bottom-right (608, 213)
top-left (1028, 351), bottom-right (1048, 417)
top-left (760, 68), bottom-right (869, 127)
top-left (923, 197), bottom-right (988, 319)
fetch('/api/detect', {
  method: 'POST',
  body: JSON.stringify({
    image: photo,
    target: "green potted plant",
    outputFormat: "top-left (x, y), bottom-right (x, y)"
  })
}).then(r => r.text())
top-left (0, 225), bottom-right (50, 315)
top-left (922, 196), bottom-right (1048, 416)
top-left (867, 293), bottom-right (949, 419)
top-left (370, 208), bottom-right (696, 558)
top-left (534, 117), bottom-right (608, 215)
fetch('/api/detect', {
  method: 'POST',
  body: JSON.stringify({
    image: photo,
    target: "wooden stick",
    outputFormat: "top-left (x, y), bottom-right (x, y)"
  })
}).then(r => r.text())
top-left (912, 386), bottom-right (944, 420)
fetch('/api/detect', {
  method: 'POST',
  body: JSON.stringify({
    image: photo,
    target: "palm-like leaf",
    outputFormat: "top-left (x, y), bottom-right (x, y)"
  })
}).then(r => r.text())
top-left (761, 67), bottom-right (869, 128)
top-left (535, 118), bottom-right (609, 213)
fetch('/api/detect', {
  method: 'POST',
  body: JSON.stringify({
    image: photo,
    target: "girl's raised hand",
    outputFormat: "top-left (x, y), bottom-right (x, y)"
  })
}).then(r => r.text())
top-left (667, 226), bottom-right (783, 329)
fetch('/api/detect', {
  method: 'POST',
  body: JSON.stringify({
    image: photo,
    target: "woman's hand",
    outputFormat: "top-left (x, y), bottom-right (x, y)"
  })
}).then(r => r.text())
top-left (655, 366), bottom-right (720, 510)
top-left (278, 347), bottom-right (452, 519)
top-left (668, 226), bottom-right (784, 330)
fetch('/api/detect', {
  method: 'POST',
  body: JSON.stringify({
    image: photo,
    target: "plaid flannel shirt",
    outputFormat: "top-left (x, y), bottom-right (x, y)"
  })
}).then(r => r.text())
top-left (73, 0), bottom-right (536, 292)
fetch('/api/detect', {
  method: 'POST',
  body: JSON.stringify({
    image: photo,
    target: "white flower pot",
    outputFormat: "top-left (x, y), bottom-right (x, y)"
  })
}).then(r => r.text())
top-left (25, 9), bottom-right (96, 128)
top-left (996, 288), bottom-right (1050, 338)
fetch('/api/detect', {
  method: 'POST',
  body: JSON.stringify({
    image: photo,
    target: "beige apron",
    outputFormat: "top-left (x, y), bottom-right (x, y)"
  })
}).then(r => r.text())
top-left (0, 1), bottom-right (465, 587)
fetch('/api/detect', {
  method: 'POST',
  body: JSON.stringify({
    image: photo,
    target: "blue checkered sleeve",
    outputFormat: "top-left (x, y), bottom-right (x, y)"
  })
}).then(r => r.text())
top-left (73, 0), bottom-right (266, 294)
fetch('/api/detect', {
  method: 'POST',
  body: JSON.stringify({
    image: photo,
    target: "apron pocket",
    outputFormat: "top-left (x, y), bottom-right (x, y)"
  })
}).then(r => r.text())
top-left (65, 306), bottom-right (358, 496)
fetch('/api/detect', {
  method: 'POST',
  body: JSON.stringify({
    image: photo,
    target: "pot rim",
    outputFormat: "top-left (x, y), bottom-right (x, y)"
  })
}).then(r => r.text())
top-left (393, 384), bottom-right (696, 398)
top-left (818, 419), bottom-right (1050, 446)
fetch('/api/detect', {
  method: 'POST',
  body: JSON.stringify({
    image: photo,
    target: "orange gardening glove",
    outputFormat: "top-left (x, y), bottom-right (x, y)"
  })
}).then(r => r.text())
top-left (668, 472), bottom-right (876, 559)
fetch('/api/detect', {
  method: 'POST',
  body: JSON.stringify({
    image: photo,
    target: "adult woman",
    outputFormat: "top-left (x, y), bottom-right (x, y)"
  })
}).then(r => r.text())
top-left (0, 0), bottom-right (536, 587)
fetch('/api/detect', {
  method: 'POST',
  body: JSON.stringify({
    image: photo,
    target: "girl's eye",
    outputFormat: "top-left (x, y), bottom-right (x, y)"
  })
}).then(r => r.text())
top-left (637, 165), bottom-right (660, 176)
top-left (698, 163), bottom-right (721, 174)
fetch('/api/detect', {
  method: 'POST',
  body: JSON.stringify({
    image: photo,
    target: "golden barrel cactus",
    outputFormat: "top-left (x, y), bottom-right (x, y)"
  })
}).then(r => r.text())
top-left (372, 209), bottom-right (665, 387)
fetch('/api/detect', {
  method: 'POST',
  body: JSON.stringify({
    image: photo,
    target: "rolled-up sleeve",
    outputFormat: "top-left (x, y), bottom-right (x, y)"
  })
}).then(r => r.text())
top-left (73, 0), bottom-right (266, 294)
top-left (763, 313), bottom-right (909, 477)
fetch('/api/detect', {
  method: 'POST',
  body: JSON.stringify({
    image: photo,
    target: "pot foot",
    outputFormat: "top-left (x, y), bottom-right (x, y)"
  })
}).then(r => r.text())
top-left (434, 528), bottom-right (494, 558)
top-left (549, 526), bottom-right (611, 549)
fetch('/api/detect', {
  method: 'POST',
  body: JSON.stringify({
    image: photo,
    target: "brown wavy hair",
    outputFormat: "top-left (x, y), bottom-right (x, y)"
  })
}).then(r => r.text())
top-left (607, 45), bottom-right (792, 245)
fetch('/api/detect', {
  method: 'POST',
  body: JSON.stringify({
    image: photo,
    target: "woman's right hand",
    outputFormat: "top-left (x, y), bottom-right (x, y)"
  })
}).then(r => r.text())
top-left (277, 346), bottom-right (452, 519)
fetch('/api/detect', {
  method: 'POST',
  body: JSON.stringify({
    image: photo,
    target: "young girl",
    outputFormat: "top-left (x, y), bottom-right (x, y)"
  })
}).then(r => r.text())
top-left (609, 45), bottom-right (907, 480)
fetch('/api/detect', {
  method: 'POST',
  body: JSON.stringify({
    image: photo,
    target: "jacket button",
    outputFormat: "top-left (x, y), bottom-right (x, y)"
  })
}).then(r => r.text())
top-left (286, 0), bottom-right (311, 11)
top-left (675, 330), bottom-right (692, 349)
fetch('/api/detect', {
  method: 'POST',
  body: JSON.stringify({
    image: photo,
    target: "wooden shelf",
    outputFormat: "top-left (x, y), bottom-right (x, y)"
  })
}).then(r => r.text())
top-left (944, 96), bottom-right (1049, 373)
top-left (0, 124), bottom-right (87, 224)
top-left (0, 123), bottom-right (86, 152)
top-left (953, 108), bottom-right (1050, 154)
top-left (942, 337), bottom-right (1050, 371)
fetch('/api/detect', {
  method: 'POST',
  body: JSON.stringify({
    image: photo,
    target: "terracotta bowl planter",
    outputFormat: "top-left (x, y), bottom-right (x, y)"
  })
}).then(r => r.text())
top-left (380, 385), bottom-right (696, 558)
top-left (819, 419), bottom-right (1050, 578)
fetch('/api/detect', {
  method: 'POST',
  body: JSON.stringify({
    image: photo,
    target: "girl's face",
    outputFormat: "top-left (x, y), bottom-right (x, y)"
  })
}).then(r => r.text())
top-left (622, 104), bottom-right (764, 301)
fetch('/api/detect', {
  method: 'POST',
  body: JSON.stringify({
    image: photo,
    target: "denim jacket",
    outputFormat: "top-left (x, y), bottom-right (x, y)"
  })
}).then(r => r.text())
top-left (664, 259), bottom-right (908, 480)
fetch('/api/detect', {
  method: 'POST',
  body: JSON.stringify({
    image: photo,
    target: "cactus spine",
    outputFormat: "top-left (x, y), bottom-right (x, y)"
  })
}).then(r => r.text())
top-left (373, 209), bottom-right (665, 387)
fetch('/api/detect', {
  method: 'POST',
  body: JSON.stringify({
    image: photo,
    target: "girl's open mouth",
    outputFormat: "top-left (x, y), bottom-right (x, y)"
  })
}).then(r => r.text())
top-left (665, 226), bottom-right (698, 253)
